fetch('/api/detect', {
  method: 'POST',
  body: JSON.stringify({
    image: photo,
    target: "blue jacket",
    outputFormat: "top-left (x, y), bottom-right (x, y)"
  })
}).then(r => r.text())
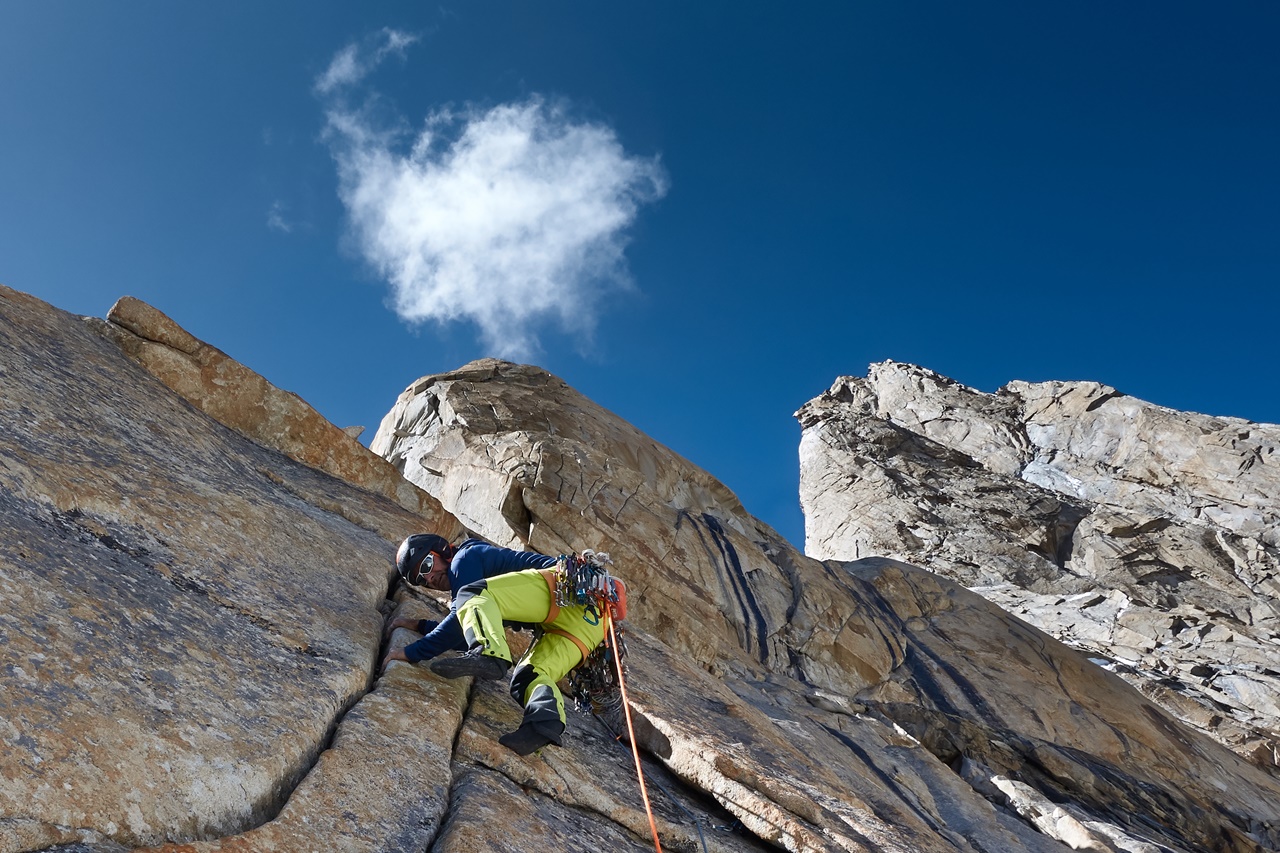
top-left (403, 539), bottom-right (557, 662)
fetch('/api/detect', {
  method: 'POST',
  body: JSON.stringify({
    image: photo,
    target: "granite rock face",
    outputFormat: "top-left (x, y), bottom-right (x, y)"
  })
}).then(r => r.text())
top-left (0, 285), bottom-right (458, 851)
top-left (797, 360), bottom-right (1280, 771)
top-left (5, 283), bottom-right (1280, 852)
top-left (374, 359), bottom-right (1280, 852)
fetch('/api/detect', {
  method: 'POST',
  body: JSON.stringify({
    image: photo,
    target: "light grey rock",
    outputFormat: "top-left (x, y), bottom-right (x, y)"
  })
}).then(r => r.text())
top-left (1009, 379), bottom-right (1280, 545)
top-left (797, 360), bottom-right (1280, 772)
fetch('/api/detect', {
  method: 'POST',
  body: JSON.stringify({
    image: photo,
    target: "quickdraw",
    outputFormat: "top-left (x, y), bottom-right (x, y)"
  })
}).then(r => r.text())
top-left (553, 549), bottom-right (621, 616)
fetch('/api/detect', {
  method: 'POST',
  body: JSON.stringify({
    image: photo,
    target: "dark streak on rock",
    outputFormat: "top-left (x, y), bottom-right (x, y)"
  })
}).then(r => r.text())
top-left (1083, 390), bottom-right (1125, 413)
top-left (909, 639), bottom-right (1000, 724)
top-left (678, 510), bottom-right (748, 657)
top-left (820, 722), bottom-right (943, 835)
top-left (698, 513), bottom-right (769, 665)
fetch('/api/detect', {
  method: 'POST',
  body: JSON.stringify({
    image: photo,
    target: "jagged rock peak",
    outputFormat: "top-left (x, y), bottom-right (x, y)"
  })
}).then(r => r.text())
top-left (800, 360), bottom-right (1279, 540)
top-left (798, 360), bottom-right (1280, 773)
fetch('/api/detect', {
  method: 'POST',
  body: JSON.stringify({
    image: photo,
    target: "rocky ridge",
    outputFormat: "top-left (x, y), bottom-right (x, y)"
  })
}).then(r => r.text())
top-left (797, 360), bottom-right (1280, 771)
top-left (2, 287), bottom-right (1278, 852)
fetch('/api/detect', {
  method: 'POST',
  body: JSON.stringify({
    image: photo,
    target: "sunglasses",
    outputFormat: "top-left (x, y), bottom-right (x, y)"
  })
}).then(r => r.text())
top-left (410, 552), bottom-right (443, 585)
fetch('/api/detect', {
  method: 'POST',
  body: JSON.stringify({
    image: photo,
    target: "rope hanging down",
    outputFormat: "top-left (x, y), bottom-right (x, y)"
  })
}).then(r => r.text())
top-left (555, 551), bottom-right (662, 853)
top-left (606, 603), bottom-right (663, 853)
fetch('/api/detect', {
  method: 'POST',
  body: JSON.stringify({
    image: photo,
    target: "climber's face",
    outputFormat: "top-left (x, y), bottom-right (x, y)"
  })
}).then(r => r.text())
top-left (419, 551), bottom-right (451, 591)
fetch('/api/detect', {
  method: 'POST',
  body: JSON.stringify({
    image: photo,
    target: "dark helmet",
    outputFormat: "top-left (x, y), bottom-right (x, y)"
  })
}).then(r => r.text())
top-left (395, 534), bottom-right (453, 583)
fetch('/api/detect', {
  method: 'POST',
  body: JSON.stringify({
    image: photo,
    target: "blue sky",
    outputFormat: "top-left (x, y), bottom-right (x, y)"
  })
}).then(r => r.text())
top-left (3, 3), bottom-right (1278, 548)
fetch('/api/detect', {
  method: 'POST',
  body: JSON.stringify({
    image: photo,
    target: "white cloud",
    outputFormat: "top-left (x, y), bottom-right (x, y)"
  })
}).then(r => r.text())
top-left (317, 38), bottom-right (667, 357)
top-left (315, 28), bottom-right (418, 95)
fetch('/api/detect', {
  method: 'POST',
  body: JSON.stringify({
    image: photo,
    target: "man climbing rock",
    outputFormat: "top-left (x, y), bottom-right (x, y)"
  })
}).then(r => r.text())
top-left (380, 534), bottom-right (556, 668)
top-left (430, 565), bottom-right (628, 755)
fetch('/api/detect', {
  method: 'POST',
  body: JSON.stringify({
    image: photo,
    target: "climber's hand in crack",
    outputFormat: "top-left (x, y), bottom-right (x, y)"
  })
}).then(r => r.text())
top-left (381, 616), bottom-right (445, 672)
top-left (381, 646), bottom-right (410, 672)
top-left (382, 615), bottom-right (437, 643)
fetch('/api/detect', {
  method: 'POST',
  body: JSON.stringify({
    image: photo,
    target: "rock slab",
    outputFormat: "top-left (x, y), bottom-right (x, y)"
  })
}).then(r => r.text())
top-left (0, 285), bottom-right (458, 850)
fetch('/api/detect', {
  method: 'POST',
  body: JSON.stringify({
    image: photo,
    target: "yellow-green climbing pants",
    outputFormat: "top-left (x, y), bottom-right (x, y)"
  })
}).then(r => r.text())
top-left (455, 568), bottom-right (607, 728)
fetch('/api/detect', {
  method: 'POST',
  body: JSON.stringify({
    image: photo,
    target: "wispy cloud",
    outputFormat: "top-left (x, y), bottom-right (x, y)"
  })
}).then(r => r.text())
top-left (315, 28), bottom-right (418, 96)
top-left (267, 200), bottom-right (293, 233)
top-left (317, 31), bottom-right (667, 357)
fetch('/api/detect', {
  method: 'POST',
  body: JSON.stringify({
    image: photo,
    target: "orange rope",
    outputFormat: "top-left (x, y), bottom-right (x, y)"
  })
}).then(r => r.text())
top-left (607, 606), bottom-right (663, 853)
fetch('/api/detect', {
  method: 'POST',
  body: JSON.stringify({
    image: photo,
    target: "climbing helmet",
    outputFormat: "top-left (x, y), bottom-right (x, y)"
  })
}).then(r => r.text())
top-left (395, 534), bottom-right (453, 585)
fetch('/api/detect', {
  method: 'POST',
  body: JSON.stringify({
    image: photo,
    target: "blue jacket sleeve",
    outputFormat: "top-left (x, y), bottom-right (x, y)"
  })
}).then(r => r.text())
top-left (402, 542), bottom-right (557, 662)
top-left (402, 611), bottom-right (470, 662)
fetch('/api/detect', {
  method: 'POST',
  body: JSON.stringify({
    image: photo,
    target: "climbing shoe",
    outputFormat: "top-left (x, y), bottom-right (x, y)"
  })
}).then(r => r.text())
top-left (499, 720), bottom-right (565, 756)
top-left (430, 650), bottom-right (511, 681)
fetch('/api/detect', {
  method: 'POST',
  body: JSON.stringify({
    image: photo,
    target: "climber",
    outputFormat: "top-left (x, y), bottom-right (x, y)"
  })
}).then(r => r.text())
top-left (380, 534), bottom-right (557, 669)
top-left (429, 566), bottom-right (628, 756)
